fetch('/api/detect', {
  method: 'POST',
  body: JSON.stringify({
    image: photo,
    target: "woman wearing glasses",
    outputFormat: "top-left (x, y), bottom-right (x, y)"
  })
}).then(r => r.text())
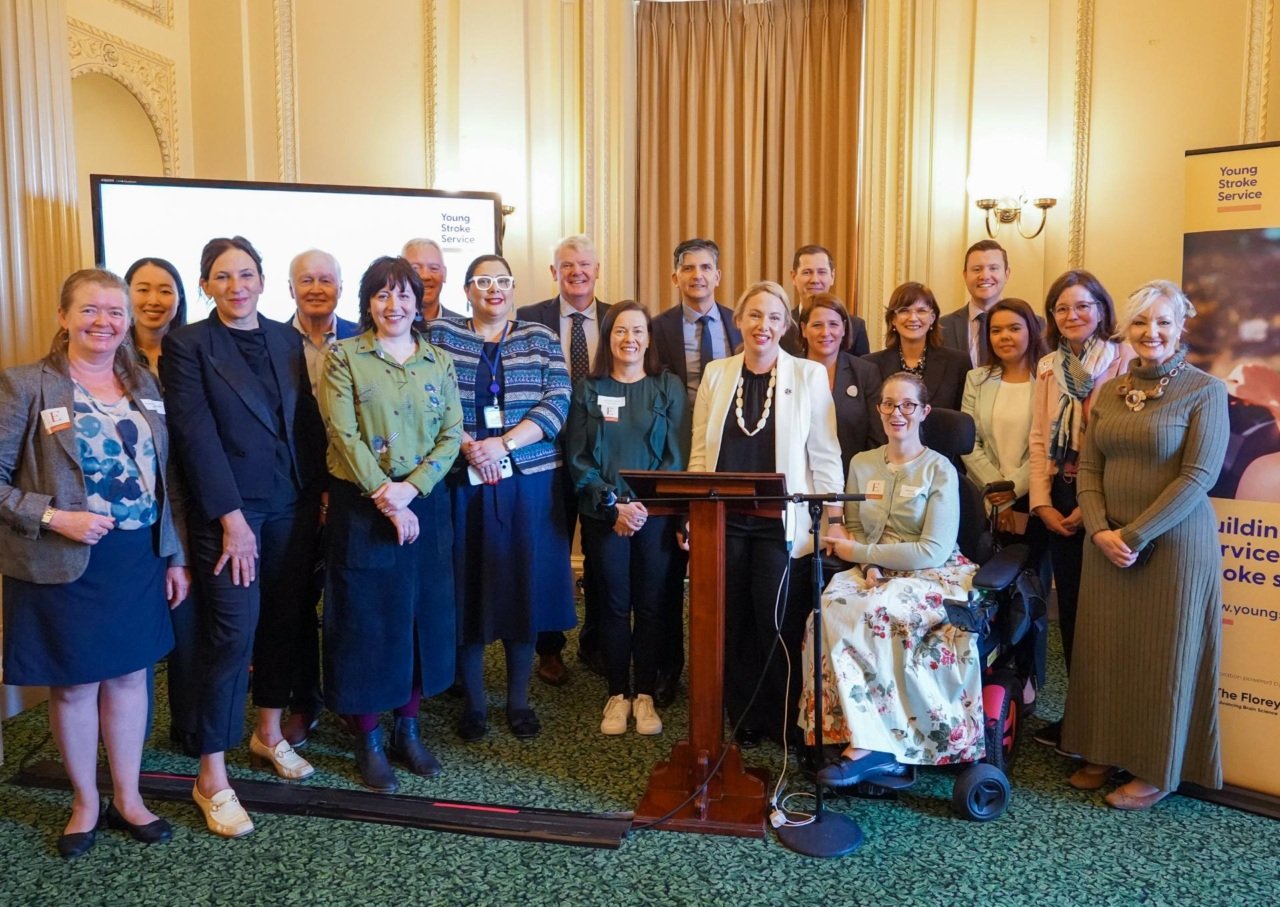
top-left (862, 282), bottom-right (969, 412)
top-left (428, 255), bottom-right (574, 742)
top-left (1027, 270), bottom-right (1135, 750)
top-left (799, 372), bottom-right (980, 786)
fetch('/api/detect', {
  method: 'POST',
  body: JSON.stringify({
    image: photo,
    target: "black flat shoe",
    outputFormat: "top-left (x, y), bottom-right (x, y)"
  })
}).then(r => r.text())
top-left (457, 710), bottom-right (488, 742)
top-left (816, 750), bottom-right (899, 787)
top-left (653, 674), bottom-right (678, 709)
top-left (735, 728), bottom-right (763, 749)
top-left (105, 803), bottom-right (172, 844)
top-left (56, 829), bottom-right (96, 860)
top-left (506, 708), bottom-right (541, 739)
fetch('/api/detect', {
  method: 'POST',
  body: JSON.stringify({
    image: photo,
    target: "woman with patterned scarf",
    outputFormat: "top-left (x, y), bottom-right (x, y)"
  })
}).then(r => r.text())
top-left (1027, 270), bottom-right (1135, 751)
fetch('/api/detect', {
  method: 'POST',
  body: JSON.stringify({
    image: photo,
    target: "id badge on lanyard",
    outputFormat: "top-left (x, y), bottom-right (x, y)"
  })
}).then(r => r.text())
top-left (477, 321), bottom-right (510, 432)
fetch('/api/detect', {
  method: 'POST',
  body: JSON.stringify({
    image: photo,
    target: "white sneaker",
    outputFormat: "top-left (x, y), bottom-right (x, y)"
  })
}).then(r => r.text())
top-left (633, 694), bottom-right (663, 736)
top-left (600, 695), bottom-right (631, 735)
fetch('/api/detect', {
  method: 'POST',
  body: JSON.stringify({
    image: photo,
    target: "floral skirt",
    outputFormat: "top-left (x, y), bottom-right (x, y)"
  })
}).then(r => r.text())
top-left (798, 552), bottom-right (983, 765)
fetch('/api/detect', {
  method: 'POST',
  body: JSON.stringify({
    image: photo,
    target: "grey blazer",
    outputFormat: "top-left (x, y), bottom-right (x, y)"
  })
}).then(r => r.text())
top-left (938, 307), bottom-right (974, 363)
top-left (0, 359), bottom-right (187, 584)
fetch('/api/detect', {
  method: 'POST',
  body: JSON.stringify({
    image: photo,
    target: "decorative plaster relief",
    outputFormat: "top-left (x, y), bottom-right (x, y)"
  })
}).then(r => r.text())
top-left (274, 0), bottom-right (299, 181)
top-left (109, 0), bottom-right (173, 28)
top-left (68, 18), bottom-right (178, 175)
top-left (423, 0), bottom-right (437, 187)
top-left (1242, 0), bottom-right (1273, 143)
top-left (1068, 0), bottom-right (1094, 270)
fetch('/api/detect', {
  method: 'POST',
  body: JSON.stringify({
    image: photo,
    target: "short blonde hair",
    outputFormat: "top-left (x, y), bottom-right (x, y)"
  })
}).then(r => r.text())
top-left (734, 280), bottom-right (793, 332)
top-left (1115, 279), bottom-right (1196, 339)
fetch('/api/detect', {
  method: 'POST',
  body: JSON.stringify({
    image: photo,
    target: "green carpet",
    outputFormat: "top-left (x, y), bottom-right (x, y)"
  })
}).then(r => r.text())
top-left (1, 618), bottom-right (1277, 907)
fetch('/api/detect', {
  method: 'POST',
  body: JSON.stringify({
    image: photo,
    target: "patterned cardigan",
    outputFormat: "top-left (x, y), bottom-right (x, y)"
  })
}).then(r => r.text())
top-left (426, 318), bottom-right (571, 474)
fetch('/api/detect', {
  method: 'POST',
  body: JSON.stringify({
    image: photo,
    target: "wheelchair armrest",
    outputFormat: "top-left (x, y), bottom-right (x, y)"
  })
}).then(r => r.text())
top-left (983, 480), bottom-right (1016, 497)
top-left (973, 544), bottom-right (1029, 591)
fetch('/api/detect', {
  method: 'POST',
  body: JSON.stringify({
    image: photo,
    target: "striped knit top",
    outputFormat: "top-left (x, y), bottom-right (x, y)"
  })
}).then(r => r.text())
top-left (426, 317), bottom-right (571, 474)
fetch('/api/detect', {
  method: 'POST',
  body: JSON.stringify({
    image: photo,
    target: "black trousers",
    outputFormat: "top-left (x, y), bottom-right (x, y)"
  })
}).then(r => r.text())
top-left (166, 582), bottom-right (201, 736)
top-left (581, 515), bottom-right (678, 697)
top-left (190, 499), bottom-right (320, 754)
top-left (1028, 473), bottom-right (1084, 673)
top-left (723, 525), bottom-right (810, 738)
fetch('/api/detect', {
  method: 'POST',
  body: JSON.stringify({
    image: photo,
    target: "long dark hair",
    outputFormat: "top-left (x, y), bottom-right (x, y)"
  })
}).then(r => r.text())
top-left (357, 256), bottom-right (425, 334)
top-left (980, 297), bottom-right (1047, 378)
top-left (125, 256), bottom-right (188, 335)
top-left (47, 269), bottom-right (148, 391)
top-left (589, 300), bottom-right (661, 379)
top-left (1043, 269), bottom-right (1115, 349)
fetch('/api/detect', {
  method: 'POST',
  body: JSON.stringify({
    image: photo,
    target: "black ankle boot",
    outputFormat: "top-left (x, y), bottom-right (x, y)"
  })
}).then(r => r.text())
top-left (390, 717), bottom-right (442, 778)
top-left (354, 727), bottom-right (399, 793)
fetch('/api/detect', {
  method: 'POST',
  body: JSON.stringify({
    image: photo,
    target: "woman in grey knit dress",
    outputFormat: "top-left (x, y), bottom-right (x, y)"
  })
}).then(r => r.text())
top-left (1063, 280), bottom-right (1228, 809)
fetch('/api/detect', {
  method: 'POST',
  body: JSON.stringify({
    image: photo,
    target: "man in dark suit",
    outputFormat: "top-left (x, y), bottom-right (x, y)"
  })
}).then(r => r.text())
top-left (515, 234), bottom-right (611, 686)
top-left (402, 238), bottom-right (464, 321)
top-left (652, 237), bottom-right (743, 407)
top-left (649, 237), bottom-right (743, 707)
top-left (282, 248), bottom-right (359, 746)
top-left (938, 239), bottom-right (1010, 367)
top-left (780, 244), bottom-right (870, 356)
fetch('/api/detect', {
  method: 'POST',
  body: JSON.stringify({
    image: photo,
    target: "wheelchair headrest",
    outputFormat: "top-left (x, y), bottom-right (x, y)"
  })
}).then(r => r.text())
top-left (922, 408), bottom-right (975, 458)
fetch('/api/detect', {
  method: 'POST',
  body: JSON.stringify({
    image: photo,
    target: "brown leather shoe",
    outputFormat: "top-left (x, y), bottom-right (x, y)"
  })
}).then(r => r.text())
top-left (537, 654), bottom-right (569, 686)
top-left (281, 711), bottom-right (319, 748)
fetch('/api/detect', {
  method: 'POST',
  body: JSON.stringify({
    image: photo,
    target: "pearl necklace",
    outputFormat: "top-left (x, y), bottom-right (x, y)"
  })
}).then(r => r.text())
top-left (735, 364), bottom-right (777, 437)
top-left (1117, 363), bottom-right (1184, 412)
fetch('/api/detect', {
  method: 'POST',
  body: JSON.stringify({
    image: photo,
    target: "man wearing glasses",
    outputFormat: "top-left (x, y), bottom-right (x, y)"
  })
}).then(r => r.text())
top-left (516, 235), bottom-right (612, 686)
top-left (940, 239), bottom-right (1011, 367)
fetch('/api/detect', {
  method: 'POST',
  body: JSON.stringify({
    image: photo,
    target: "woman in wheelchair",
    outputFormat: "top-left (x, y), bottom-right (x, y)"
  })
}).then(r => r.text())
top-left (799, 372), bottom-right (981, 787)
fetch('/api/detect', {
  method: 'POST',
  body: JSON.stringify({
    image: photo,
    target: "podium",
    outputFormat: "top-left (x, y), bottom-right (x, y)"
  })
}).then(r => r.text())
top-left (621, 470), bottom-right (788, 838)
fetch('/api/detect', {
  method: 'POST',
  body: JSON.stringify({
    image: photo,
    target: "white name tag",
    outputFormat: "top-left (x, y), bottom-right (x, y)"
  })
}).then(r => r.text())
top-left (899, 483), bottom-right (924, 499)
top-left (864, 479), bottom-right (885, 499)
top-left (141, 399), bottom-right (166, 414)
top-left (40, 406), bottom-right (71, 434)
top-left (598, 395), bottom-right (626, 422)
top-left (483, 405), bottom-right (504, 430)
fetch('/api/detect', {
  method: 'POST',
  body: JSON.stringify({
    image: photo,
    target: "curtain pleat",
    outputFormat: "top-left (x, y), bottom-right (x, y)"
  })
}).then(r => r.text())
top-left (637, 0), bottom-right (862, 319)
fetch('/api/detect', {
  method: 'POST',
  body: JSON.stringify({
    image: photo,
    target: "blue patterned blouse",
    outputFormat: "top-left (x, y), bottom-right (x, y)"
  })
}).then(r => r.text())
top-left (73, 384), bottom-right (158, 529)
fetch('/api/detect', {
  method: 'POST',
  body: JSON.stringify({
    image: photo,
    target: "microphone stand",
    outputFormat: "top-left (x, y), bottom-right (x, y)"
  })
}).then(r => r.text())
top-left (774, 494), bottom-right (863, 858)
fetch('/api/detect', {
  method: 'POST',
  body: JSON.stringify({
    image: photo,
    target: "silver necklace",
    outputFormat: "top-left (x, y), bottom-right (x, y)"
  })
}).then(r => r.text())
top-left (735, 364), bottom-right (777, 437)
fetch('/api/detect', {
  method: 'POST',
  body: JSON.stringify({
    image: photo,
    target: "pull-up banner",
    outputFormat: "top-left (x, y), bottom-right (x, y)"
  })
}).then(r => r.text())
top-left (1184, 141), bottom-right (1280, 808)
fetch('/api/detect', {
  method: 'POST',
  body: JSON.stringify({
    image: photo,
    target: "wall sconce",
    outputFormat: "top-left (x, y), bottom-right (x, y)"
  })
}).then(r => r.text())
top-left (973, 195), bottom-right (1057, 239)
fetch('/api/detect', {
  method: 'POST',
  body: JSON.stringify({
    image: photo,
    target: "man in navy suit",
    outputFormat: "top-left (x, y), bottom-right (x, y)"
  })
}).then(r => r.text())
top-left (283, 248), bottom-right (358, 746)
top-left (402, 238), bottom-right (464, 321)
top-left (780, 244), bottom-right (870, 357)
top-left (938, 239), bottom-right (1010, 367)
top-left (515, 234), bottom-right (611, 686)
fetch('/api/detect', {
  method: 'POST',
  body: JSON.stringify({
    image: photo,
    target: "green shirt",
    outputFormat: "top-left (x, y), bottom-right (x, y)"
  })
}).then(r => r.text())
top-left (319, 331), bottom-right (462, 497)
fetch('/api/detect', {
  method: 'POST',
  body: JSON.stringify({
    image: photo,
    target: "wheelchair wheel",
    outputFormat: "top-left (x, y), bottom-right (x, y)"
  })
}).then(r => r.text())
top-left (952, 763), bottom-right (1010, 821)
top-left (982, 670), bottom-right (1022, 773)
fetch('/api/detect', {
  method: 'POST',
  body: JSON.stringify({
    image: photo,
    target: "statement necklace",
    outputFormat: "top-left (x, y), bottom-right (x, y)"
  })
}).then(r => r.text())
top-left (735, 364), bottom-right (777, 436)
top-left (1117, 363), bottom-right (1184, 412)
top-left (898, 346), bottom-right (926, 377)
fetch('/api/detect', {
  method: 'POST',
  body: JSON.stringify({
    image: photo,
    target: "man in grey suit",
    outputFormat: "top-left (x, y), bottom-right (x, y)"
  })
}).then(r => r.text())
top-left (515, 234), bottom-right (611, 687)
top-left (939, 239), bottom-right (1010, 367)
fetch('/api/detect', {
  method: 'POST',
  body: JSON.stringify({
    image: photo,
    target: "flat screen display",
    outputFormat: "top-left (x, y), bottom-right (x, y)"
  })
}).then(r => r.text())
top-left (91, 174), bottom-right (502, 324)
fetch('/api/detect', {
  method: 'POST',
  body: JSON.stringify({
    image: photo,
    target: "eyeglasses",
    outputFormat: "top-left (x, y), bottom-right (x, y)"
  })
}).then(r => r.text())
top-left (468, 275), bottom-right (515, 291)
top-left (1052, 301), bottom-right (1095, 318)
top-left (876, 400), bottom-right (920, 415)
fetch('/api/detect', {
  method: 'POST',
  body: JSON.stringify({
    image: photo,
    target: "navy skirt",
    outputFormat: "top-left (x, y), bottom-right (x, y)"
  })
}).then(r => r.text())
top-left (449, 466), bottom-right (576, 645)
top-left (324, 479), bottom-right (456, 713)
top-left (2, 526), bottom-right (173, 686)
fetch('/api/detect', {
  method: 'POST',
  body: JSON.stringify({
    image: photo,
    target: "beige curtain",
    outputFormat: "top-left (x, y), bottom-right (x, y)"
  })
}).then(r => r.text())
top-left (636, 0), bottom-right (862, 318)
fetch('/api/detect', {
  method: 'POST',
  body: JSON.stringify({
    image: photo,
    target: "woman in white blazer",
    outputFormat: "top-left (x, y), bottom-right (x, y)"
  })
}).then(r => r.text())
top-left (688, 280), bottom-right (845, 748)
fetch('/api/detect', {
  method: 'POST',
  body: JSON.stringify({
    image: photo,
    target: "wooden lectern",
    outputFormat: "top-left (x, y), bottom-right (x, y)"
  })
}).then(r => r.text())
top-left (621, 470), bottom-right (788, 838)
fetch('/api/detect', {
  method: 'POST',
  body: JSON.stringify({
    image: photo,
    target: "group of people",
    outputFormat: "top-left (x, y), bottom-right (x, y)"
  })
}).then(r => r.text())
top-left (0, 231), bottom-right (1226, 858)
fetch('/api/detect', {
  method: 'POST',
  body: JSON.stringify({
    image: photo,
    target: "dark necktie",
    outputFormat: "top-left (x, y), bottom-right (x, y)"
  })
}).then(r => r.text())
top-left (973, 310), bottom-right (989, 367)
top-left (569, 312), bottom-right (590, 382)
top-left (697, 314), bottom-right (714, 372)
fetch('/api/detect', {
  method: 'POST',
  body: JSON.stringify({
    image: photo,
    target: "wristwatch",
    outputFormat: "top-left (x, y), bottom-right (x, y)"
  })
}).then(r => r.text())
top-left (503, 435), bottom-right (519, 453)
top-left (41, 506), bottom-right (57, 528)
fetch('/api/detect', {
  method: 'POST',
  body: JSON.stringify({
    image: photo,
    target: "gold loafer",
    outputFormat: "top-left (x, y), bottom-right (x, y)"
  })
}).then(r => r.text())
top-left (192, 785), bottom-right (254, 838)
top-left (249, 733), bottom-right (315, 780)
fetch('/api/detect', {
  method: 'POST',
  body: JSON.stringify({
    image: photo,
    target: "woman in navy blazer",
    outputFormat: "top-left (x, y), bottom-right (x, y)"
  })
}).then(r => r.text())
top-left (161, 236), bottom-right (326, 838)
top-left (862, 282), bottom-right (969, 412)
top-left (0, 269), bottom-right (189, 857)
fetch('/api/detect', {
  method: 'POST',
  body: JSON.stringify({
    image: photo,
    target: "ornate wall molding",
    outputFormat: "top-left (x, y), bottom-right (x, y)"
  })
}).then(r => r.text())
top-left (273, 0), bottom-right (299, 181)
top-left (584, 0), bottom-right (597, 241)
top-left (68, 18), bottom-right (178, 175)
top-left (108, 0), bottom-right (172, 28)
top-left (1242, 0), bottom-right (1273, 143)
top-left (1068, 0), bottom-right (1094, 269)
top-left (423, 0), bottom-right (437, 187)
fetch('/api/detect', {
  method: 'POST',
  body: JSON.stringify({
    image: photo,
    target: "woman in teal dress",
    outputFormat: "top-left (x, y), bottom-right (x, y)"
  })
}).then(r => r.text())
top-left (565, 301), bottom-right (688, 736)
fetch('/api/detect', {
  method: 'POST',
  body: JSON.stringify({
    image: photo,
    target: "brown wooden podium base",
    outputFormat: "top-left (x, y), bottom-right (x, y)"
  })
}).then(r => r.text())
top-left (634, 740), bottom-right (769, 838)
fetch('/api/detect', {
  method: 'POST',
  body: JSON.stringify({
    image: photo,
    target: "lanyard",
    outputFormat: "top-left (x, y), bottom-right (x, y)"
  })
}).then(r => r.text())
top-left (473, 320), bottom-right (510, 401)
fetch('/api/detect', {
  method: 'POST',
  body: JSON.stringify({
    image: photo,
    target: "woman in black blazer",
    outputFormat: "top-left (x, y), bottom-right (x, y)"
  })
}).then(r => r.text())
top-left (161, 236), bottom-right (326, 838)
top-left (862, 281), bottom-right (969, 414)
top-left (797, 294), bottom-right (885, 473)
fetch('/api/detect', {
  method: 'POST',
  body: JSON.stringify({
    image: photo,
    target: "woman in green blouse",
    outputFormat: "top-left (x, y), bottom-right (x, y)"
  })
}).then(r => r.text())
top-left (318, 256), bottom-right (463, 793)
top-left (565, 301), bottom-right (688, 736)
